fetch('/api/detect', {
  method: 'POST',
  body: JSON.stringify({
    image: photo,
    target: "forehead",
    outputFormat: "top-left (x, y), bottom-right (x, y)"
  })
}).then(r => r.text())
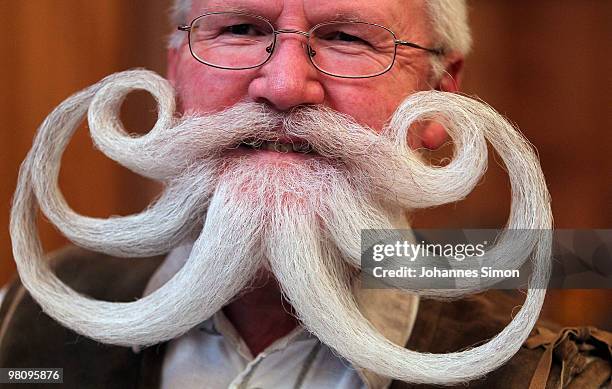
top-left (190, 0), bottom-right (428, 34)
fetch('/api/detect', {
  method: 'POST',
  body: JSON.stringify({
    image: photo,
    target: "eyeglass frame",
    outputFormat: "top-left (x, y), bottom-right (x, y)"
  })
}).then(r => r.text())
top-left (177, 11), bottom-right (445, 79)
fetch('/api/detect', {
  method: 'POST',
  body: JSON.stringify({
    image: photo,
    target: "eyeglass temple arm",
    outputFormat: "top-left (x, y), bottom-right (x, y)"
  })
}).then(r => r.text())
top-left (178, 25), bottom-right (191, 31)
top-left (395, 40), bottom-right (444, 55)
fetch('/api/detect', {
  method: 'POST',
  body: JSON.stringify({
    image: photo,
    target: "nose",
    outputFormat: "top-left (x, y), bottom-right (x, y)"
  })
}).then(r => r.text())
top-left (248, 34), bottom-right (325, 111)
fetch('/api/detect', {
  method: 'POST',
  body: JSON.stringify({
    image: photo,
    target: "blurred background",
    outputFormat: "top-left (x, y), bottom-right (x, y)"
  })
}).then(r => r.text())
top-left (0, 1), bottom-right (610, 329)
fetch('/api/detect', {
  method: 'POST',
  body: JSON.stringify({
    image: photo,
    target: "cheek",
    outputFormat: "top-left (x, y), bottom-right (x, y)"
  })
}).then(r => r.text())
top-left (174, 56), bottom-right (254, 113)
top-left (324, 79), bottom-right (416, 132)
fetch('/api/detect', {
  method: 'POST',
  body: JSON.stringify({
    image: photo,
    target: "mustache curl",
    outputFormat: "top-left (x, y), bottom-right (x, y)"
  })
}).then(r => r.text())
top-left (26, 70), bottom-right (273, 257)
top-left (10, 69), bottom-right (552, 385)
top-left (12, 165), bottom-right (265, 344)
top-left (308, 94), bottom-right (552, 296)
top-left (268, 200), bottom-right (551, 384)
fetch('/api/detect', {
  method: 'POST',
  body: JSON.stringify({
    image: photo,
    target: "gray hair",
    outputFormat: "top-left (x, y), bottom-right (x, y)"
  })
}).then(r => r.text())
top-left (167, 0), bottom-right (472, 78)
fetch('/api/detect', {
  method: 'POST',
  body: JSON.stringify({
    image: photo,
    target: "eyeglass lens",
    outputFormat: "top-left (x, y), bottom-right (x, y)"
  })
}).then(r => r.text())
top-left (189, 13), bottom-right (398, 77)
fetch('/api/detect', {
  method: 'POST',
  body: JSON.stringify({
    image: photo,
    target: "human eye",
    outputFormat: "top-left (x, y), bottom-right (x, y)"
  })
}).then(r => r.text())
top-left (191, 14), bottom-right (272, 43)
top-left (223, 23), bottom-right (267, 37)
top-left (319, 30), bottom-right (370, 46)
top-left (312, 22), bottom-right (393, 54)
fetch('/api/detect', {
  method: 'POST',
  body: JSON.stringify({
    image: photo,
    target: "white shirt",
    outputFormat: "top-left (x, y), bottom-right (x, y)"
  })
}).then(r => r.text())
top-left (161, 313), bottom-right (365, 389)
top-left (138, 244), bottom-right (420, 389)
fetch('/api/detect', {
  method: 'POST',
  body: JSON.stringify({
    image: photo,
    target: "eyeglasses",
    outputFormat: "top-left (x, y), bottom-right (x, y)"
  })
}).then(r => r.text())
top-left (178, 11), bottom-right (444, 79)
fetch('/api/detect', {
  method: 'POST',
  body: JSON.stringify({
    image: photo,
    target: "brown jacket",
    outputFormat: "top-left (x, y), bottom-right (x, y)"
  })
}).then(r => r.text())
top-left (0, 247), bottom-right (610, 389)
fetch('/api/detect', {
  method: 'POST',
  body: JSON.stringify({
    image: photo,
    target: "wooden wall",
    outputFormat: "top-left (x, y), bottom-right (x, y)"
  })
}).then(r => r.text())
top-left (1, 1), bottom-right (610, 328)
top-left (413, 0), bottom-right (612, 329)
top-left (0, 0), bottom-right (168, 284)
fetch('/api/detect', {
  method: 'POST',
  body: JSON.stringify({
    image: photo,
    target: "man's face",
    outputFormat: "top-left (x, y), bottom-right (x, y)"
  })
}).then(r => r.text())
top-left (168, 0), bottom-right (436, 134)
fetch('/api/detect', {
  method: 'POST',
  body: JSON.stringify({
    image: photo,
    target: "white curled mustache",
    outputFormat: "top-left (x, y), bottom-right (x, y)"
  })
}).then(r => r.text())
top-left (10, 69), bottom-right (552, 385)
top-left (38, 69), bottom-right (548, 291)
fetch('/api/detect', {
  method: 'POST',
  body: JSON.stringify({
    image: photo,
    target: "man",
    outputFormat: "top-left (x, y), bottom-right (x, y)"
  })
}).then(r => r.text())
top-left (1, 1), bottom-right (610, 388)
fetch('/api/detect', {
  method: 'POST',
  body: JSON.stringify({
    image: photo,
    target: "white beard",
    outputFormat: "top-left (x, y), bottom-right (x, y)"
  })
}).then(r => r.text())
top-left (10, 69), bottom-right (552, 385)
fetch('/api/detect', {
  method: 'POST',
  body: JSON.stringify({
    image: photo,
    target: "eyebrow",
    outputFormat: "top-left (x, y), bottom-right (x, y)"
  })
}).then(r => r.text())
top-left (327, 12), bottom-right (379, 23)
top-left (198, 6), bottom-right (252, 14)
top-left (310, 9), bottom-right (399, 33)
top-left (194, 0), bottom-right (282, 19)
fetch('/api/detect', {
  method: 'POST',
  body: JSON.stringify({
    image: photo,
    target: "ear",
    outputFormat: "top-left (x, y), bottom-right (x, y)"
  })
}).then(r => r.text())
top-left (411, 52), bottom-right (465, 150)
top-left (434, 51), bottom-right (464, 93)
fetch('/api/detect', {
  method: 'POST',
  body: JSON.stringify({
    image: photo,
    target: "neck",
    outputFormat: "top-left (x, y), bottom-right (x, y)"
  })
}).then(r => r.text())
top-left (222, 270), bottom-right (299, 356)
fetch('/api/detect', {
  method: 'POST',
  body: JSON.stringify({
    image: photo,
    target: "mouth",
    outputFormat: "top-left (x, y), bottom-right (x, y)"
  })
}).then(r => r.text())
top-left (237, 138), bottom-right (314, 155)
